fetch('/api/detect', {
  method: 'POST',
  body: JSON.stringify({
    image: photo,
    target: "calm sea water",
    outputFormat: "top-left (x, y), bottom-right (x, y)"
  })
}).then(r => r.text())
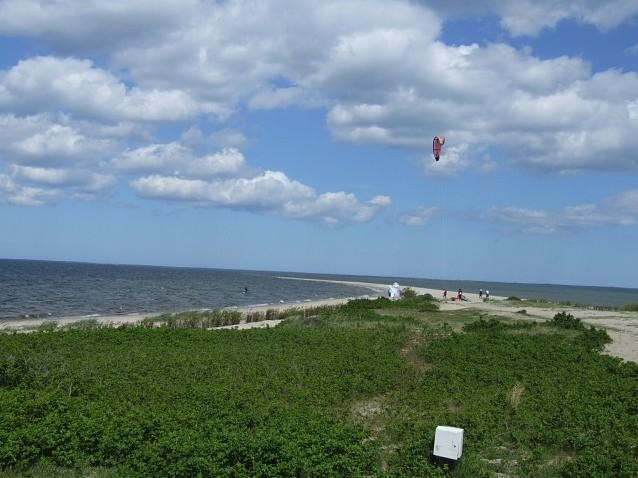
top-left (1, 259), bottom-right (637, 320)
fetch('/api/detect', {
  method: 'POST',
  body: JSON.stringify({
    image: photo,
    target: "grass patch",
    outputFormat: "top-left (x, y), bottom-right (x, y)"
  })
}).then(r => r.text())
top-left (0, 299), bottom-right (634, 477)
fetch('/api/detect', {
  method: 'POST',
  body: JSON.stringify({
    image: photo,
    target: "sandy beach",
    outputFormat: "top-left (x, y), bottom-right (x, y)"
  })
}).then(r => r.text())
top-left (0, 289), bottom-right (382, 332)
top-left (2, 276), bottom-right (636, 363)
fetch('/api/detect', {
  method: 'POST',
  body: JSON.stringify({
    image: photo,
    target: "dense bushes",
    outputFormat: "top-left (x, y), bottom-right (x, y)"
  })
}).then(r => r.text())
top-left (0, 300), bottom-right (634, 477)
top-left (550, 311), bottom-right (585, 330)
top-left (0, 325), bottom-right (411, 476)
top-left (389, 321), bottom-right (637, 477)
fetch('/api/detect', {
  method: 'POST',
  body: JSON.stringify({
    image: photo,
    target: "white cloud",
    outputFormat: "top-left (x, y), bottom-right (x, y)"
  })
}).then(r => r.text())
top-left (0, 57), bottom-right (218, 121)
top-left (400, 206), bottom-right (439, 226)
top-left (482, 190), bottom-right (638, 233)
top-left (113, 144), bottom-right (247, 178)
top-left (108, 0), bottom-right (440, 118)
top-left (14, 124), bottom-right (97, 158)
top-left (0, 114), bottom-right (117, 166)
top-left (131, 171), bottom-right (390, 225)
top-left (7, 0), bottom-right (634, 47)
top-left (0, 173), bottom-right (61, 205)
top-left (10, 165), bottom-right (114, 192)
top-left (0, 0), bottom-right (635, 183)
top-left (627, 43), bottom-right (638, 56)
top-left (496, 0), bottom-right (638, 36)
top-left (326, 41), bottom-right (638, 173)
top-left (0, 0), bottom-right (200, 51)
top-left (423, 1), bottom-right (638, 36)
top-left (369, 195), bottom-right (392, 206)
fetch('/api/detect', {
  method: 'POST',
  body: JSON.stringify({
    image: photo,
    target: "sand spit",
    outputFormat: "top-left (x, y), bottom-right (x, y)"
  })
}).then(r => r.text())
top-left (2, 277), bottom-right (636, 363)
top-left (253, 276), bottom-right (638, 363)
top-left (285, 278), bottom-right (638, 363)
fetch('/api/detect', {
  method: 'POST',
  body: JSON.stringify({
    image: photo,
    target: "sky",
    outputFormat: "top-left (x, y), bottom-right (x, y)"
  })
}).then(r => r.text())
top-left (0, 0), bottom-right (637, 288)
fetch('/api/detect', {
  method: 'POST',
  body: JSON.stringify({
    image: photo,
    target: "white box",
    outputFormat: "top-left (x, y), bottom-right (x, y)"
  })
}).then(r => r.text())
top-left (433, 426), bottom-right (464, 460)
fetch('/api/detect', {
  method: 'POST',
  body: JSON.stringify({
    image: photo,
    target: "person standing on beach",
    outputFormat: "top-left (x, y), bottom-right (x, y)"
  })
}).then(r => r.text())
top-left (479, 289), bottom-right (483, 300)
top-left (458, 289), bottom-right (462, 301)
top-left (443, 289), bottom-right (447, 300)
top-left (486, 290), bottom-right (490, 301)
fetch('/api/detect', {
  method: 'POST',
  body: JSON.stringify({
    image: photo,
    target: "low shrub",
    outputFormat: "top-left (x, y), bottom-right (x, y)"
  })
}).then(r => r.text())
top-left (62, 319), bottom-right (100, 330)
top-left (463, 318), bottom-right (535, 333)
top-left (550, 311), bottom-right (584, 330)
top-left (37, 321), bottom-right (58, 332)
top-left (401, 288), bottom-right (418, 299)
top-left (549, 312), bottom-right (611, 350)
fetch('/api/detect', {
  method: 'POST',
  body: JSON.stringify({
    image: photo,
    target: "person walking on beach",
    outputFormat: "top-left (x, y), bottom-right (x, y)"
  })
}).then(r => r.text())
top-left (486, 290), bottom-right (490, 301)
top-left (479, 289), bottom-right (483, 300)
top-left (458, 288), bottom-right (462, 301)
top-left (443, 289), bottom-right (447, 300)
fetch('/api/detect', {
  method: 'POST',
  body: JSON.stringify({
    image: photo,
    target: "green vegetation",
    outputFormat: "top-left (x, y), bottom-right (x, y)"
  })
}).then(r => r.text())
top-left (36, 321), bottom-right (58, 332)
top-left (140, 305), bottom-right (341, 329)
top-left (1, 296), bottom-right (636, 477)
top-left (140, 309), bottom-right (243, 328)
top-left (503, 297), bottom-right (638, 312)
top-left (401, 288), bottom-right (418, 299)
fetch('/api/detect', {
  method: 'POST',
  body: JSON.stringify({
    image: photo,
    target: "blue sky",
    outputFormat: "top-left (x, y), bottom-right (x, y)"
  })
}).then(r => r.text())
top-left (1, 0), bottom-right (637, 287)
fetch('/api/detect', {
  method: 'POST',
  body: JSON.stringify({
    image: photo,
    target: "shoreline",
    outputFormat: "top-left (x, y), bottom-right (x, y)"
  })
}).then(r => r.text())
top-left (2, 277), bottom-right (636, 363)
top-left (0, 291), bottom-right (383, 332)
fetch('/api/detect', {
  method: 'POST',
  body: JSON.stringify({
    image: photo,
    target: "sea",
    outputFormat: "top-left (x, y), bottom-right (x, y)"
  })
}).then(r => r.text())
top-left (1, 259), bottom-right (637, 321)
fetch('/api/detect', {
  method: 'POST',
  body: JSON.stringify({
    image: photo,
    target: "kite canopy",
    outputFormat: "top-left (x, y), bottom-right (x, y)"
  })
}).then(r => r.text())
top-left (433, 136), bottom-right (445, 161)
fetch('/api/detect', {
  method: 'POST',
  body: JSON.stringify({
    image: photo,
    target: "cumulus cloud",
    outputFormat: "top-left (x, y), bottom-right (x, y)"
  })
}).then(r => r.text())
top-left (0, 57), bottom-right (219, 121)
top-left (400, 206), bottom-right (439, 226)
top-left (482, 190), bottom-right (638, 234)
top-left (327, 40), bottom-right (638, 172)
top-left (495, 0), bottom-right (638, 36)
top-left (10, 165), bottom-right (114, 192)
top-left (0, 114), bottom-right (118, 166)
top-left (131, 171), bottom-right (390, 225)
top-left (6, 1), bottom-right (635, 46)
top-left (423, 1), bottom-right (638, 36)
top-left (0, 173), bottom-right (61, 206)
top-left (0, 0), bottom-right (636, 186)
top-left (0, 0), bottom-right (201, 52)
top-left (112, 144), bottom-right (248, 178)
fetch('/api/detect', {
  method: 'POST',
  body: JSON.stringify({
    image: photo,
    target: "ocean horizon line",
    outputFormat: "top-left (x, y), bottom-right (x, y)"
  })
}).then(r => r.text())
top-left (2, 257), bottom-right (636, 292)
